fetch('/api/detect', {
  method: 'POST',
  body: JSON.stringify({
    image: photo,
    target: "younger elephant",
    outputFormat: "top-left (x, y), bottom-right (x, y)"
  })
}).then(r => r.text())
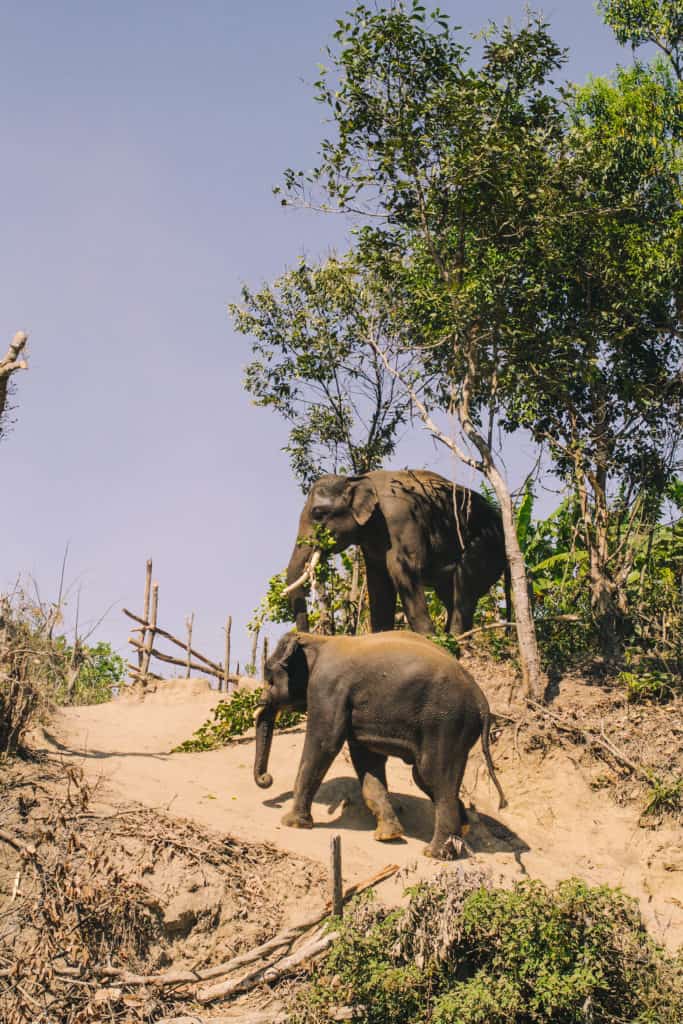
top-left (254, 630), bottom-right (507, 859)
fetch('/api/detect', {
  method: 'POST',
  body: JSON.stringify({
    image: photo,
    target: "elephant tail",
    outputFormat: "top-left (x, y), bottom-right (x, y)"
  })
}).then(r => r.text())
top-left (480, 712), bottom-right (507, 810)
top-left (504, 562), bottom-right (512, 624)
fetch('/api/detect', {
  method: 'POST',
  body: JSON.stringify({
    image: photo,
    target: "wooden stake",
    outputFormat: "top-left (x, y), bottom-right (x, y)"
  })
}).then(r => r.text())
top-left (330, 834), bottom-right (343, 918)
top-left (185, 612), bottom-right (194, 678)
top-left (139, 558), bottom-right (152, 669)
top-left (223, 615), bottom-right (232, 692)
top-left (250, 626), bottom-right (260, 676)
top-left (140, 582), bottom-right (158, 684)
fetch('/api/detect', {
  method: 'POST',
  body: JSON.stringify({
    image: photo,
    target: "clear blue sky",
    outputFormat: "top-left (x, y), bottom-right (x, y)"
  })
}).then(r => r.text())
top-left (0, 2), bottom-right (628, 669)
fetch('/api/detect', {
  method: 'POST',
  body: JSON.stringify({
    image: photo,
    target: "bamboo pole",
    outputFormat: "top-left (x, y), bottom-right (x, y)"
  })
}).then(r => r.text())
top-left (185, 613), bottom-right (194, 678)
top-left (122, 609), bottom-right (223, 673)
top-left (127, 663), bottom-right (164, 682)
top-left (223, 615), bottom-right (232, 692)
top-left (128, 638), bottom-right (228, 681)
top-left (138, 558), bottom-right (152, 669)
top-left (140, 582), bottom-right (158, 683)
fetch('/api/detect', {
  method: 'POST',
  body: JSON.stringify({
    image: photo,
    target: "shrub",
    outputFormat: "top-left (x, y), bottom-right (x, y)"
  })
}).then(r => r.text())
top-left (291, 874), bottom-right (683, 1024)
top-left (173, 687), bottom-right (303, 752)
top-left (53, 639), bottom-right (125, 705)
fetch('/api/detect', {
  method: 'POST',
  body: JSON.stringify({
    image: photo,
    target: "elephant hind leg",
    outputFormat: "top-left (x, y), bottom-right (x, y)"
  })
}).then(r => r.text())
top-left (414, 765), bottom-right (470, 836)
top-left (349, 740), bottom-right (404, 842)
top-left (419, 755), bottom-right (468, 859)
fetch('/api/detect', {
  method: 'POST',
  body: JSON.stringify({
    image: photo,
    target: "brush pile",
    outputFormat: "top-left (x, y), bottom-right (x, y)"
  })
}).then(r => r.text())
top-left (0, 760), bottom-right (332, 1023)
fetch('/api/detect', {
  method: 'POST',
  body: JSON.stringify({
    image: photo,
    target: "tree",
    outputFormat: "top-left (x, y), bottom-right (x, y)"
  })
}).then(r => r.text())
top-left (0, 331), bottom-right (28, 441)
top-left (282, 1), bottom-right (682, 671)
top-left (230, 256), bottom-right (416, 490)
top-left (599, 0), bottom-right (683, 80)
top-left (281, 3), bottom-right (570, 695)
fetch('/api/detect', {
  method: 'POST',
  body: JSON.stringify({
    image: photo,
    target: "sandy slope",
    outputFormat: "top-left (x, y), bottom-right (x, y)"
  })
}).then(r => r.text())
top-left (39, 676), bottom-right (683, 949)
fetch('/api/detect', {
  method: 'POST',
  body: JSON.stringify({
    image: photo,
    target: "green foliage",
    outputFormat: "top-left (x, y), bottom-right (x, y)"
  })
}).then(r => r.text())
top-left (54, 640), bottom-right (125, 706)
top-left (292, 876), bottom-right (683, 1024)
top-left (172, 687), bottom-right (303, 753)
top-left (621, 667), bottom-right (682, 703)
top-left (599, 0), bottom-right (683, 79)
top-left (248, 572), bottom-right (295, 633)
top-left (427, 632), bottom-right (460, 658)
top-left (642, 772), bottom-right (683, 818)
top-left (231, 256), bottom-right (415, 489)
top-left (278, 0), bottom-right (681, 661)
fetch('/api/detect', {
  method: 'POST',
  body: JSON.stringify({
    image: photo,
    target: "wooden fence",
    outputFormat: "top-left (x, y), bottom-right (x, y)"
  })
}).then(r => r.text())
top-left (124, 559), bottom-right (267, 691)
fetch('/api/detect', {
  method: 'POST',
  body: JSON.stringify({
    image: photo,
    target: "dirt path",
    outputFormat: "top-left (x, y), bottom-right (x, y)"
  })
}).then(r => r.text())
top-left (39, 678), bottom-right (683, 949)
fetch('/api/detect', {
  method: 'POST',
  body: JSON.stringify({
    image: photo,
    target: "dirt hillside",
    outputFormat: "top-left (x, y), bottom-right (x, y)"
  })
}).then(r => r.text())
top-left (38, 669), bottom-right (683, 951)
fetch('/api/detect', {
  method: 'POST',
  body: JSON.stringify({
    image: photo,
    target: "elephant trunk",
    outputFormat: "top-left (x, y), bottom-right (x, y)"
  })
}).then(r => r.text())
top-left (284, 542), bottom-right (316, 632)
top-left (253, 702), bottom-right (276, 788)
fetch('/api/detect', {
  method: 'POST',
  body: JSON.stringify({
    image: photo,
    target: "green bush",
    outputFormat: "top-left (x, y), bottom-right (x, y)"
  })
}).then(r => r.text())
top-left (291, 876), bottom-right (682, 1024)
top-left (173, 687), bottom-right (303, 752)
top-left (53, 640), bottom-right (125, 705)
top-left (620, 667), bottom-right (682, 705)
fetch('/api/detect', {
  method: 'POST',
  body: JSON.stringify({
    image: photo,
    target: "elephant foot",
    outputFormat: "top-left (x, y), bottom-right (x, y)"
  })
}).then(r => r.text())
top-left (281, 810), bottom-right (314, 829)
top-left (423, 834), bottom-right (470, 860)
top-left (374, 819), bottom-right (405, 842)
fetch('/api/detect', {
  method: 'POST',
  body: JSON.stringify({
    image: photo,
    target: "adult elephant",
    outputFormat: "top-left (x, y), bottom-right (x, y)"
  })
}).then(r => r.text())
top-left (284, 469), bottom-right (510, 636)
top-left (254, 630), bottom-right (507, 858)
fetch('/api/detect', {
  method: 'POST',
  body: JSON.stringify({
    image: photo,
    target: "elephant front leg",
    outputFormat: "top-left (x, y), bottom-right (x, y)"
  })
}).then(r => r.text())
top-left (392, 574), bottom-right (435, 634)
top-left (348, 740), bottom-right (404, 842)
top-left (364, 559), bottom-right (397, 632)
top-left (283, 730), bottom-right (344, 830)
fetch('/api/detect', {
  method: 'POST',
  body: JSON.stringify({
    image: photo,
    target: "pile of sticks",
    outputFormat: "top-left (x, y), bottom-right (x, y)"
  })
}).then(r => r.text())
top-left (85, 864), bottom-right (398, 1015)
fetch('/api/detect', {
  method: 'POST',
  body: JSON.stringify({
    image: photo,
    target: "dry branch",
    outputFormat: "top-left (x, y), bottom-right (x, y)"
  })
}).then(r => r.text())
top-left (0, 331), bottom-right (28, 427)
top-left (197, 928), bottom-right (337, 1004)
top-left (127, 638), bottom-right (225, 680)
top-left (123, 608), bottom-right (223, 673)
top-left (455, 615), bottom-right (581, 643)
top-left (82, 862), bottom-right (400, 1001)
top-left (526, 700), bottom-right (651, 782)
top-left (0, 828), bottom-right (36, 857)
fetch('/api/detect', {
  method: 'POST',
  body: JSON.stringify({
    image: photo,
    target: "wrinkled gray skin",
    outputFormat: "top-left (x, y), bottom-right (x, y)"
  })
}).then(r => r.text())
top-left (286, 469), bottom-right (509, 636)
top-left (254, 630), bottom-right (507, 860)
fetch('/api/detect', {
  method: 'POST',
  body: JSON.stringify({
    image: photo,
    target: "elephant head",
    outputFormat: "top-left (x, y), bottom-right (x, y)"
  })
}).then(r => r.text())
top-left (284, 474), bottom-right (378, 630)
top-left (253, 631), bottom-right (310, 789)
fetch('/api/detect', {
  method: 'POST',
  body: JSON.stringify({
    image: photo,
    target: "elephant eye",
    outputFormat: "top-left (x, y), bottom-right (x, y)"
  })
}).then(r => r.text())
top-left (311, 505), bottom-right (326, 521)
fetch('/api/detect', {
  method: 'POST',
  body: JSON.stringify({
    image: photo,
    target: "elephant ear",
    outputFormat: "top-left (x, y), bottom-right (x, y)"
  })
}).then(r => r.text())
top-left (344, 476), bottom-right (379, 526)
top-left (272, 630), bottom-right (301, 669)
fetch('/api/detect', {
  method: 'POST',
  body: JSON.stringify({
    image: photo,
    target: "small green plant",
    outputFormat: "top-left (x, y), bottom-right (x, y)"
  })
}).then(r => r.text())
top-left (642, 772), bottom-right (683, 819)
top-left (173, 687), bottom-right (303, 752)
top-left (428, 633), bottom-right (460, 658)
top-left (620, 667), bottom-right (681, 704)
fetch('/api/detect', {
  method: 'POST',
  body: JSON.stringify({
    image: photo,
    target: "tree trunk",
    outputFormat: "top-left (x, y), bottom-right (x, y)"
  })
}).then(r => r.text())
top-left (484, 462), bottom-right (546, 700)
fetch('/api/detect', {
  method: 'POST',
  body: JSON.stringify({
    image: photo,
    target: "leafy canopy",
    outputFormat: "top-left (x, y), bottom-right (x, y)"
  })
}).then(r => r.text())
top-left (231, 256), bottom-right (416, 489)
